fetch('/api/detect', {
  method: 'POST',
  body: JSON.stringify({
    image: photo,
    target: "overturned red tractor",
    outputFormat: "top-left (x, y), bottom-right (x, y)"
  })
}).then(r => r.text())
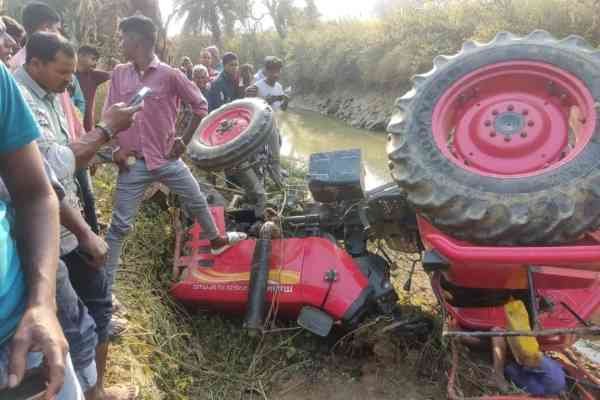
top-left (173, 31), bottom-right (600, 399)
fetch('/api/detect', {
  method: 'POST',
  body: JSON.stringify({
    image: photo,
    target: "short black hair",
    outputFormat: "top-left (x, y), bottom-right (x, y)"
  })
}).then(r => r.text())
top-left (222, 52), bottom-right (238, 66)
top-left (1, 16), bottom-right (25, 41)
top-left (264, 56), bottom-right (283, 70)
top-left (26, 32), bottom-right (75, 64)
top-left (78, 45), bottom-right (99, 58)
top-left (119, 15), bottom-right (157, 47)
top-left (22, 1), bottom-right (61, 34)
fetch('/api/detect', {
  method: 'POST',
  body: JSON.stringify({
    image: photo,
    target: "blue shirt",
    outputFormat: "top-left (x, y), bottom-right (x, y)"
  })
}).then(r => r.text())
top-left (69, 76), bottom-right (86, 116)
top-left (0, 63), bottom-right (42, 344)
top-left (207, 72), bottom-right (238, 112)
top-left (504, 356), bottom-right (566, 396)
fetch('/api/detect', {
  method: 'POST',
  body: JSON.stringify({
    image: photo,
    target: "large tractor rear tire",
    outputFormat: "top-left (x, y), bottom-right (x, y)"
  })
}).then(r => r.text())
top-left (387, 31), bottom-right (600, 245)
top-left (187, 99), bottom-right (275, 171)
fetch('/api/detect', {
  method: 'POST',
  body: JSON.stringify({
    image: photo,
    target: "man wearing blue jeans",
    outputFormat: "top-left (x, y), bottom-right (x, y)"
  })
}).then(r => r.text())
top-left (103, 16), bottom-right (246, 399)
top-left (0, 58), bottom-right (82, 399)
top-left (15, 32), bottom-right (139, 400)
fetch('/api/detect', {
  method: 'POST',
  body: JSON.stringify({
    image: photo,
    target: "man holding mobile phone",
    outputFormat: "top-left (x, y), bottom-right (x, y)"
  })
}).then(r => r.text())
top-left (0, 59), bottom-right (81, 399)
top-left (14, 32), bottom-right (140, 400)
top-left (103, 15), bottom-right (246, 399)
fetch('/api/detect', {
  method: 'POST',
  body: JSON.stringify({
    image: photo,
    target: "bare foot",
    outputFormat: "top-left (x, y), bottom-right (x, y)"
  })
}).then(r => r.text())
top-left (101, 385), bottom-right (139, 400)
top-left (112, 294), bottom-right (126, 316)
top-left (108, 315), bottom-right (129, 339)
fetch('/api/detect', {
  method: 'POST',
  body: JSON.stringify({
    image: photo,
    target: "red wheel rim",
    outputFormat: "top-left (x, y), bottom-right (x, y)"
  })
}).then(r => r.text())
top-left (432, 61), bottom-right (597, 178)
top-left (198, 106), bottom-right (252, 147)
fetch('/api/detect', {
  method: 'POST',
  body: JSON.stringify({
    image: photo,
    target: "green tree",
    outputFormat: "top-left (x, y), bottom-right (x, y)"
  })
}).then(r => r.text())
top-left (172, 0), bottom-right (251, 47)
top-left (304, 0), bottom-right (319, 21)
top-left (264, 0), bottom-right (300, 39)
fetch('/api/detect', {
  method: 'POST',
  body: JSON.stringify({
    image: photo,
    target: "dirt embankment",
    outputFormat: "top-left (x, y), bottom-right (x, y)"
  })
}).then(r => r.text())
top-left (289, 89), bottom-right (398, 132)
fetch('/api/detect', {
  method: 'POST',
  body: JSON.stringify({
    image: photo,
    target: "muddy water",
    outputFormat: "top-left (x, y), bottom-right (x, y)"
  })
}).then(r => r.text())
top-left (278, 109), bottom-right (391, 189)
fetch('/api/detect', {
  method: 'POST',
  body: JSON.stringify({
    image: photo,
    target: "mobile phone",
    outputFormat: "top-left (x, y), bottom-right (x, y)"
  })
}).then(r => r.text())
top-left (0, 369), bottom-right (46, 400)
top-left (128, 87), bottom-right (151, 106)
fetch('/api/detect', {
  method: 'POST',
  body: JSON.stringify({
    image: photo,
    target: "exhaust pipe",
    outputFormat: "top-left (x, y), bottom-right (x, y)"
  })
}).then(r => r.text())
top-left (244, 220), bottom-right (280, 334)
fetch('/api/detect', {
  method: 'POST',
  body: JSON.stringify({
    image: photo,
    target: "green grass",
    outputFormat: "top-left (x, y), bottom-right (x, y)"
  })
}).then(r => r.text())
top-left (93, 165), bottom-right (341, 399)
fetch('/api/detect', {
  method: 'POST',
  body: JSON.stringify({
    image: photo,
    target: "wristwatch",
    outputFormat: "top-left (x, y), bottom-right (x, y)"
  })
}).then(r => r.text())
top-left (96, 122), bottom-right (115, 140)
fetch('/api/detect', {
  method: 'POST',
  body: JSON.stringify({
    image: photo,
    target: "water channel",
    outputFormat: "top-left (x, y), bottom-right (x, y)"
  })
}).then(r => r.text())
top-left (278, 108), bottom-right (391, 189)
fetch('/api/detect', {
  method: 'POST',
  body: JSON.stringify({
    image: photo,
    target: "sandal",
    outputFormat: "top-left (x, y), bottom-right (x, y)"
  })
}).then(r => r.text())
top-left (211, 232), bottom-right (248, 256)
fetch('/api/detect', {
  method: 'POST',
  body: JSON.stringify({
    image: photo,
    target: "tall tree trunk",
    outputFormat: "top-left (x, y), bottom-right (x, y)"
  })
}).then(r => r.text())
top-left (264, 0), bottom-right (288, 39)
top-left (207, 4), bottom-right (222, 48)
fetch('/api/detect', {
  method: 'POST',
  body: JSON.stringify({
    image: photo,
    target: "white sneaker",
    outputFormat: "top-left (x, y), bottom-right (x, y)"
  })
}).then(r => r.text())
top-left (211, 232), bottom-right (248, 256)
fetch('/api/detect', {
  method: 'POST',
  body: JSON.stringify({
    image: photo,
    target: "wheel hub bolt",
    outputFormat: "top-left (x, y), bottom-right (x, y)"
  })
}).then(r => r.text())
top-left (504, 136), bottom-right (511, 142)
top-left (485, 120), bottom-right (492, 127)
top-left (528, 121), bottom-right (535, 127)
top-left (521, 132), bottom-right (528, 138)
top-left (507, 105), bottom-right (514, 111)
top-left (490, 131), bottom-right (496, 137)
top-left (522, 110), bottom-right (529, 116)
top-left (492, 110), bottom-right (499, 116)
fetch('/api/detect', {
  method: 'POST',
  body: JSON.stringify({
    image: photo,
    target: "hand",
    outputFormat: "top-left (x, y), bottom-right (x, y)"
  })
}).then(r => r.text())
top-left (77, 230), bottom-right (108, 270)
top-left (100, 102), bottom-right (142, 136)
top-left (8, 305), bottom-right (68, 400)
top-left (168, 138), bottom-right (187, 159)
top-left (245, 85), bottom-right (258, 97)
top-left (112, 147), bottom-right (135, 173)
top-left (281, 95), bottom-right (290, 111)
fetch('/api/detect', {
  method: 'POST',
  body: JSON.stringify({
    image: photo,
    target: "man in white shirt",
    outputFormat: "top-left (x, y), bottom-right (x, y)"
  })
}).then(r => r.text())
top-left (232, 57), bottom-right (288, 218)
top-left (251, 57), bottom-right (289, 111)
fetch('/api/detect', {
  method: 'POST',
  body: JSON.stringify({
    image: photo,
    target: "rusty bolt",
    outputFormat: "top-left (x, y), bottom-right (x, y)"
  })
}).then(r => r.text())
top-left (504, 136), bottom-right (511, 142)
top-left (492, 110), bottom-right (499, 116)
top-left (521, 132), bottom-right (528, 138)
top-left (528, 121), bottom-right (535, 127)
top-left (507, 105), bottom-right (514, 111)
top-left (485, 120), bottom-right (491, 127)
top-left (522, 110), bottom-right (529, 116)
top-left (490, 131), bottom-right (497, 137)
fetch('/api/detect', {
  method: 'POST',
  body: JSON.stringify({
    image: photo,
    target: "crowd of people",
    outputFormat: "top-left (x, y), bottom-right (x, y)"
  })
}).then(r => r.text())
top-left (177, 43), bottom-right (289, 219)
top-left (0, 1), bottom-right (290, 399)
